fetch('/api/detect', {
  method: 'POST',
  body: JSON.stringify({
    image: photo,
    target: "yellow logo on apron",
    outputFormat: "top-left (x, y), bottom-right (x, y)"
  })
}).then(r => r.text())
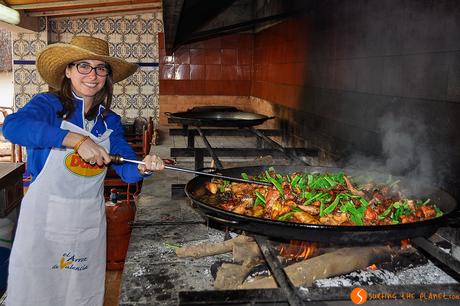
top-left (59, 257), bottom-right (73, 269)
top-left (65, 152), bottom-right (105, 177)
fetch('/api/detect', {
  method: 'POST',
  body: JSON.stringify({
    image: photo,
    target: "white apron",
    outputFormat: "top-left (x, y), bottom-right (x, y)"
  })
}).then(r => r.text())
top-left (7, 120), bottom-right (112, 306)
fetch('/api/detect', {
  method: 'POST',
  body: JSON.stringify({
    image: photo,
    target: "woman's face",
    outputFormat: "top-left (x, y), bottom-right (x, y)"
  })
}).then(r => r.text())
top-left (65, 59), bottom-right (108, 101)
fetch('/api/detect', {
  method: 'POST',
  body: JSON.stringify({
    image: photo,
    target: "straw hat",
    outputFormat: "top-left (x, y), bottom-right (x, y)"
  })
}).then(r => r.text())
top-left (36, 36), bottom-right (138, 89)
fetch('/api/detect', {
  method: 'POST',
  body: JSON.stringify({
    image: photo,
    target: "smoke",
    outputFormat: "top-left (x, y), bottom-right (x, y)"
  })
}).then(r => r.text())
top-left (344, 112), bottom-right (435, 194)
top-left (380, 113), bottom-right (432, 177)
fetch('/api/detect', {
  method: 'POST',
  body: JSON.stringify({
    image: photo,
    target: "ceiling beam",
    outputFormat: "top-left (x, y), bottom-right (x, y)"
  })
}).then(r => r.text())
top-left (10, 0), bottom-right (159, 10)
top-left (25, 3), bottom-right (161, 17)
top-left (0, 12), bottom-right (40, 32)
top-left (49, 9), bottom-right (161, 19)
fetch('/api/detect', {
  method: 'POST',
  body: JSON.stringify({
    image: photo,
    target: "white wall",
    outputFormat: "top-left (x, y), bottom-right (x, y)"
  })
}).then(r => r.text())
top-left (0, 71), bottom-right (14, 108)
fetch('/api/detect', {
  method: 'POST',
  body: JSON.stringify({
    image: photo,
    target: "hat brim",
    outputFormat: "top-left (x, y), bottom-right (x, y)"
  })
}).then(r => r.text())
top-left (36, 43), bottom-right (138, 89)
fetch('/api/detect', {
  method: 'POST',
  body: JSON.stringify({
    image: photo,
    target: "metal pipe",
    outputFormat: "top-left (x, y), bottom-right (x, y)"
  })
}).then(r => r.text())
top-left (109, 155), bottom-right (271, 186)
top-left (196, 126), bottom-right (224, 170)
top-left (248, 127), bottom-right (310, 166)
top-left (255, 235), bottom-right (306, 306)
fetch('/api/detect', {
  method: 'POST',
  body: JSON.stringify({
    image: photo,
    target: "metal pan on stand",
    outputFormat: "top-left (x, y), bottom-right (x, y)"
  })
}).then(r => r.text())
top-left (165, 110), bottom-right (275, 127)
top-left (185, 165), bottom-right (459, 244)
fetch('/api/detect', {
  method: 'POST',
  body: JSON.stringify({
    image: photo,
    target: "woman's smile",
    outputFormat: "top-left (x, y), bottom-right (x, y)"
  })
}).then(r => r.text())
top-left (66, 59), bottom-right (107, 101)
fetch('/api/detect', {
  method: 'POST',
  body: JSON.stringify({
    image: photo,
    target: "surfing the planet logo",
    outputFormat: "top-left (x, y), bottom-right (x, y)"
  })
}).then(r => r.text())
top-left (350, 287), bottom-right (368, 304)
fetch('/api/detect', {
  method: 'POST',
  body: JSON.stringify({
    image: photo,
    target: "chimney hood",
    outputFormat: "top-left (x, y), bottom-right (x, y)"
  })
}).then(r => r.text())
top-left (162, 0), bottom-right (310, 54)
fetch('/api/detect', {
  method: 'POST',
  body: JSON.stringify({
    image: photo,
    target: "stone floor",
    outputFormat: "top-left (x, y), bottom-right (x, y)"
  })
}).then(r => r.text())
top-left (107, 126), bottom-right (295, 305)
top-left (1, 126), bottom-right (302, 306)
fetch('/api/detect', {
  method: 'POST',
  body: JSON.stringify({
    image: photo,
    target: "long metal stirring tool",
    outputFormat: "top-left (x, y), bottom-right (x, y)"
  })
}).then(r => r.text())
top-left (110, 155), bottom-right (272, 186)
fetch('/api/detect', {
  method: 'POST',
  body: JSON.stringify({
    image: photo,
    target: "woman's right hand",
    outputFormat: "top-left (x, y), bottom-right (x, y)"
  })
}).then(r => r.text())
top-left (63, 132), bottom-right (111, 166)
top-left (77, 137), bottom-right (111, 166)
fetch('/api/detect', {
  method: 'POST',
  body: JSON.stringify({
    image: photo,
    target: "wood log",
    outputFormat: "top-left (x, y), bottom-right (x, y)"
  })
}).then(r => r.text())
top-left (176, 235), bottom-right (253, 258)
top-left (240, 245), bottom-right (395, 289)
top-left (214, 259), bottom-right (260, 289)
top-left (285, 245), bottom-right (394, 286)
top-left (233, 241), bottom-right (262, 263)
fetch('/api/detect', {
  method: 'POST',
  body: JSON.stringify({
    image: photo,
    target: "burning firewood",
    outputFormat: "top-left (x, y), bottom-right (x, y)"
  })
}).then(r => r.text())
top-left (214, 239), bottom-right (264, 289)
top-left (240, 245), bottom-right (395, 289)
top-left (175, 235), bottom-right (253, 258)
top-left (214, 259), bottom-right (261, 289)
top-left (233, 240), bottom-right (262, 263)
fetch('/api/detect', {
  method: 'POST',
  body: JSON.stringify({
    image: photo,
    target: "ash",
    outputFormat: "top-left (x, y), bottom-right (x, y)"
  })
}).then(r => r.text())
top-left (313, 260), bottom-right (457, 288)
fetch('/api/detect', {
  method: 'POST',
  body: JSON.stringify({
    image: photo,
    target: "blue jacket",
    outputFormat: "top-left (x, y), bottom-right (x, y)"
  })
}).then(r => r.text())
top-left (3, 92), bottom-right (145, 183)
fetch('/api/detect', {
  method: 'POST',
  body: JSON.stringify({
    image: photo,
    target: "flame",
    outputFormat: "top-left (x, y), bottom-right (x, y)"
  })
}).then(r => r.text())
top-left (367, 264), bottom-right (378, 270)
top-left (400, 239), bottom-right (411, 250)
top-left (278, 240), bottom-right (319, 261)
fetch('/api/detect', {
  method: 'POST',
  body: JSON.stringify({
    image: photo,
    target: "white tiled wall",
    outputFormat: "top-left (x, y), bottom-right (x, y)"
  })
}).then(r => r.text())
top-left (11, 13), bottom-right (163, 123)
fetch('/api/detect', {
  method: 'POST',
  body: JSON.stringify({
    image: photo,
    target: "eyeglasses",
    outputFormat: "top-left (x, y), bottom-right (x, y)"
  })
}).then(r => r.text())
top-left (69, 62), bottom-right (111, 77)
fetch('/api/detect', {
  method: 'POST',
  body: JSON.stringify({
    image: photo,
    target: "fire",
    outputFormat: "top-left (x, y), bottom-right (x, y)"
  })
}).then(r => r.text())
top-left (278, 240), bottom-right (319, 261)
top-left (400, 239), bottom-right (411, 250)
top-left (367, 264), bottom-right (378, 270)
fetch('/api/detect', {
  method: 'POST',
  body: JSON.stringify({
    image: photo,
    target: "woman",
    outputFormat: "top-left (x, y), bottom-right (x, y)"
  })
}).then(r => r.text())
top-left (2, 36), bottom-right (164, 306)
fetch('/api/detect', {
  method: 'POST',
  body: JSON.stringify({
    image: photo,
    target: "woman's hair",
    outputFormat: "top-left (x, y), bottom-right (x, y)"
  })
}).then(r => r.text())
top-left (55, 67), bottom-right (113, 120)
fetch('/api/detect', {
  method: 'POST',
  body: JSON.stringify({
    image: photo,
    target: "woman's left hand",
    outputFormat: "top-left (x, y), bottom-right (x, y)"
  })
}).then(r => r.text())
top-left (138, 154), bottom-right (165, 175)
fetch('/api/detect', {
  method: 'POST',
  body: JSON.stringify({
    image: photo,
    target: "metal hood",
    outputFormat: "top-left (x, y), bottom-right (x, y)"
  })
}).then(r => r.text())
top-left (162, 0), bottom-right (309, 54)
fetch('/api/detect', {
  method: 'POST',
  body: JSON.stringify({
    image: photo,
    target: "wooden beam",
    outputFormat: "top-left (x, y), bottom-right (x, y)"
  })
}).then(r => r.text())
top-left (10, 0), bottom-right (160, 10)
top-left (6, 0), bottom-right (63, 4)
top-left (47, 9), bottom-right (161, 19)
top-left (25, 3), bottom-right (161, 17)
top-left (0, 13), bottom-right (40, 33)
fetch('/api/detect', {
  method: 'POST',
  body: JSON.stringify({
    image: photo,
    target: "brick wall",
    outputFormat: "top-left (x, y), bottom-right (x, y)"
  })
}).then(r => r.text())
top-left (252, 17), bottom-right (309, 109)
top-left (250, 0), bottom-right (460, 200)
top-left (159, 33), bottom-right (253, 96)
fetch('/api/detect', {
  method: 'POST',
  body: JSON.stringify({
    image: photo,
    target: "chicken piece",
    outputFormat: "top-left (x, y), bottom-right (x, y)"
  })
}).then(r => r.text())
top-left (271, 200), bottom-right (295, 220)
top-left (278, 205), bottom-right (292, 218)
top-left (269, 201), bottom-right (284, 219)
top-left (400, 215), bottom-right (418, 224)
top-left (319, 212), bottom-right (348, 225)
top-left (237, 194), bottom-right (254, 207)
top-left (265, 189), bottom-right (280, 208)
top-left (418, 205), bottom-right (437, 219)
top-left (334, 213), bottom-right (349, 224)
top-left (230, 182), bottom-right (252, 194)
top-left (311, 200), bottom-right (321, 207)
top-left (407, 200), bottom-right (416, 213)
top-left (360, 182), bottom-right (377, 193)
top-left (372, 191), bottom-right (385, 203)
top-left (205, 181), bottom-right (219, 194)
top-left (233, 203), bottom-right (248, 215)
top-left (220, 201), bottom-right (236, 211)
top-left (374, 205), bottom-right (386, 215)
top-left (343, 175), bottom-right (365, 197)
top-left (363, 206), bottom-right (378, 223)
top-left (252, 205), bottom-right (264, 218)
top-left (297, 205), bottom-right (320, 215)
top-left (293, 212), bottom-right (320, 224)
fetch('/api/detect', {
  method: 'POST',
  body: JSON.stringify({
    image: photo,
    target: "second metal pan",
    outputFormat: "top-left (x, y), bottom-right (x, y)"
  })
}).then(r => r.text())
top-left (166, 111), bottom-right (275, 127)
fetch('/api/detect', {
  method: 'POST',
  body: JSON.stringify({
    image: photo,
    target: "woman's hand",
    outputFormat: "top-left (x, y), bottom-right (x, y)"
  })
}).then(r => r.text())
top-left (63, 132), bottom-right (111, 166)
top-left (77, 137), bottom-right (111, 166)
top-left (138, 154), bottom-right (165, 175)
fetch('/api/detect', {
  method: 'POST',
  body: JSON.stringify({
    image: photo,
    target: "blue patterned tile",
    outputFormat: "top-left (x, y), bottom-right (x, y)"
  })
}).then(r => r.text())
top-left (12, 12), bottom-right (162, 121)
